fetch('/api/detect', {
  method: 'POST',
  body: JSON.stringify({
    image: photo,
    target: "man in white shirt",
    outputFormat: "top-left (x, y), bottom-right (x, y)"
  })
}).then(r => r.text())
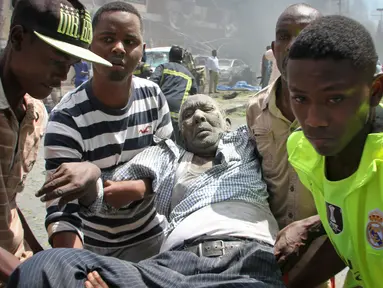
top-left (206, 50), bottom-right (220, 94)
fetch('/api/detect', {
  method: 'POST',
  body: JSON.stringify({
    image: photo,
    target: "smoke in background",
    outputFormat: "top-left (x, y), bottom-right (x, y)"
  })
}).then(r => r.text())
top-left (233, 0), bottom-right (382, 69)
top-left (144, 0), bottom-right (383, 73)
top-left (350, 0), bottom-right (383, 58)
top-left (2, 0), bottom-right (383, 67)
top-left (235, 0), bottom-right (326, 70)
top-left (145, 0), bottom-right (333, 73)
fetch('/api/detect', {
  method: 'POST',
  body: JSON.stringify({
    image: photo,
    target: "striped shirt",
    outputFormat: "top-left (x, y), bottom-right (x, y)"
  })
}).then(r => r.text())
top-left (0, 77), bottom-right (47, 261)
top-left (44, 77), bottom-right (173, 250)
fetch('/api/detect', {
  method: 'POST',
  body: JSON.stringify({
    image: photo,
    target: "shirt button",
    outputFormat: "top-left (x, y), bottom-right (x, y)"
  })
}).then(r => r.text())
top-left (290, 186), bottom-right (294, 192)
top-left (288, 212), bottom-right (294, 219)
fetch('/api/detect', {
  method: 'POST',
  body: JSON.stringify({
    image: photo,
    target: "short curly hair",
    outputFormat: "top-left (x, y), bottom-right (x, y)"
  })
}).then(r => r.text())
top-left (92, 1), bottom-right (143, 32)
top-left (169, 45), bottom-right (184, 63)
top-left (289, 15), bottom-right (378, 77)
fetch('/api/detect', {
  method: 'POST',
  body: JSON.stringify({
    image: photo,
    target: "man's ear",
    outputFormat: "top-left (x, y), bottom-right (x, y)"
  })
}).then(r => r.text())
top-left (370, 74), bottom-right (383, 107)
top-left (225, 118), bottom-right (231, 131)
top-left (9, 25), bottom-right (25, 52)
top-left (271, 41), bottom-right (275, 55)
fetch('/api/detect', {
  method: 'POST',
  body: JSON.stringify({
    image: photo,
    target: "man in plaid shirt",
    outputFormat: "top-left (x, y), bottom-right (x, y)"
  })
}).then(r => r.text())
top-left (12, 94), bottom-right (284, 288)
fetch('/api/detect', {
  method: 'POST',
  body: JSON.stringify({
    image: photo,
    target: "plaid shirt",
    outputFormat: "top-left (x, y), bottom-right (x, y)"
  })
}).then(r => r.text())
top-left (0, 78), bottom-right (47, 260)
top-left (102, 126), bottom-right (270, 234)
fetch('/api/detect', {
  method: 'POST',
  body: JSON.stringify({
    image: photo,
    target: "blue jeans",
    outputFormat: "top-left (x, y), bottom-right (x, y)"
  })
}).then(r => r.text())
top-left (8, 240), bottom-right (285, 288)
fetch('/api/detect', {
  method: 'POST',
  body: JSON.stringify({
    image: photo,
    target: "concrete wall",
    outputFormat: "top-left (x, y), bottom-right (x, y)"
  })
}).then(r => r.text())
top-left (0, 0), bottom-right (12, 46)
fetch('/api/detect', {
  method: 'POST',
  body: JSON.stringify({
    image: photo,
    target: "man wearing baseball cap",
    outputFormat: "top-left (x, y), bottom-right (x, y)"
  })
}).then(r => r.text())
top-left (0, 0), bottom-right (110, 284)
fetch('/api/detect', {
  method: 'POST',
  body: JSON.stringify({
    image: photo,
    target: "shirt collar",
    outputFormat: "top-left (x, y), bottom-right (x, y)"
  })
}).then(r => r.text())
top-left (260, 77), bottom-right (280, 111)
top-left (0, 75), bottom-right (39, 121)
top-left (215, 126), bottom-right (249, 166)
top-left (164, 127), bottom-right (248, 167)
top-left (261, 77), bottom-right (299, 128)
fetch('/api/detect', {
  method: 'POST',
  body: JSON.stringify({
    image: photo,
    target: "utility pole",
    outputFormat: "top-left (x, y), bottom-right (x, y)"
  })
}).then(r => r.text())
top-left (345, 0), bottom-right (349, 15)
top-left (0, 0), bottom-right (11, 48)
top-left (338, 0), bottom-right (342, 15)
top-left (332, 0), bottom-right (342, 15)
top-left (376, 8), bottom-right (383, 21)
top-left (375, 8), bottom-right (383, 62)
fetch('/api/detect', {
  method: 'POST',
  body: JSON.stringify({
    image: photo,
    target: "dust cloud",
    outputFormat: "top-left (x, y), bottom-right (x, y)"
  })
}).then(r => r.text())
top-left (141, 0), bottom-right (383, 73)
top-left (141, 0), bottom-right (362, 75)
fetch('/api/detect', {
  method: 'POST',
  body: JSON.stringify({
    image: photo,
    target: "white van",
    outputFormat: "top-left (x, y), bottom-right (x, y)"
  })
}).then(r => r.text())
top-left (145, 47), bottom-right (171, 72)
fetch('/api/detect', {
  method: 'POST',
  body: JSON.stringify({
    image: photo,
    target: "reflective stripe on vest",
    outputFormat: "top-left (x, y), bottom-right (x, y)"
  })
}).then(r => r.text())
top-left (161, 68), bottom-right (193, 120)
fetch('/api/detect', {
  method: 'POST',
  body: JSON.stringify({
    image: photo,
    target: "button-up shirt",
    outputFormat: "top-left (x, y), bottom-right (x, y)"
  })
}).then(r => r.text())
top-left (101, 126), bottom-right (273, 236)
top-left (206, 56), bottom-right (220, 72)
top-left (247, 78), bottom-right (316, 229)
top-left (0, 77), bottom-right (47, 261)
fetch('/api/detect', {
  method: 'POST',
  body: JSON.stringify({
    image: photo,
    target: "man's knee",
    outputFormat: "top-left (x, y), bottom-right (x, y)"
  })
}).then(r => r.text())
top-left (9, 249), bottom-right (85, 287)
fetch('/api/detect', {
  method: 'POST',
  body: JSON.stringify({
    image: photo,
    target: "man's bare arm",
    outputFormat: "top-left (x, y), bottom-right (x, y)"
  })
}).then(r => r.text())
top-left (275, 215), bottom-right (326, 273)
top-left (104, 179), bottom-right (152, 209)
top-left (51, 232), bottom-right (83, 249)
top-left (288, 238), bottom-right (345, 288)
top-left (17, 208), bottom-right (43, 254)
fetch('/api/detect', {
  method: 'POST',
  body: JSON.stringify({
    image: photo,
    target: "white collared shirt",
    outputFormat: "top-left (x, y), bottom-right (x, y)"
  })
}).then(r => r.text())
top-left (206, 56), bottom-right (220, 72)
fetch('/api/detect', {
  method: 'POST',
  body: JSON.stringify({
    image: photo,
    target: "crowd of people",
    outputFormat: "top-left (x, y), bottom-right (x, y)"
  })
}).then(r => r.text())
top-left (0, 0), bottom-right (382, 287)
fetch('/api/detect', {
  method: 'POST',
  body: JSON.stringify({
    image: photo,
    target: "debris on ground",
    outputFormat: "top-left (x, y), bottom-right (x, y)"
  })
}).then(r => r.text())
top-left (217, 81), bottom-right (261, 92)
top-left (222, 91), bottom-right (239, 100)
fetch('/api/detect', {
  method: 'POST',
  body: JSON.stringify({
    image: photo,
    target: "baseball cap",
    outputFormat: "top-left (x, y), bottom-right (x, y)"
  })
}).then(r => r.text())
top-left (11, 0), bottom-right (112, 67)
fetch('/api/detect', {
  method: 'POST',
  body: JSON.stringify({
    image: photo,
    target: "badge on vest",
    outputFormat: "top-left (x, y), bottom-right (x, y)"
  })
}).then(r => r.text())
top-left (326, 202), bottom-right (343, 234)
top-left (366, 209), bottom-right (383, 249)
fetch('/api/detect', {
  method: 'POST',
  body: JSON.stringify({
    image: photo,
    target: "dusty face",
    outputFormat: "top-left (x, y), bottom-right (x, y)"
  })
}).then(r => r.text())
top-left (287, 58), bottom-right (382, 156)
top-left (180, 95), bottom-right (228, 156)
top-left (9, 26), bottom-right (78, 99)
top-left (272, 6), bottom-right (320, 80)
top-left (91, 11), bottom-right (143, 82)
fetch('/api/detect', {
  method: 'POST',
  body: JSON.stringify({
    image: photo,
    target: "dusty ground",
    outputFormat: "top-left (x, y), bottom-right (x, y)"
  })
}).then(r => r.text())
top-left (17, 146), bottom-right (50, 249)
top-left (17, 90), bottom-right (347, 286)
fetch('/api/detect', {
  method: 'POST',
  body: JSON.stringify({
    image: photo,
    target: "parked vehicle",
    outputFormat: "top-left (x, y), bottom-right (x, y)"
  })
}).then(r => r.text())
top-left (219, 58), bottom-right (253, 85)
top-left (146, 46), bottom-right (206, 93)
top-left (194, 55), bottom-right (209, 66)
top-left (145, 47), bottom-right (171, 73)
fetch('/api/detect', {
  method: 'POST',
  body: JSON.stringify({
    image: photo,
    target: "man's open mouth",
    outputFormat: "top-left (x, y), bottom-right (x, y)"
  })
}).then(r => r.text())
top-left (110, 59), bottom-right (125, 67)
top-left (42, 83), bottom-right (59, 89)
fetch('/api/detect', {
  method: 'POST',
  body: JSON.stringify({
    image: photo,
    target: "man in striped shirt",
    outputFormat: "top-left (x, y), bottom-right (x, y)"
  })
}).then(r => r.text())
top-left (39, 2), bottom-right (173, 262)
